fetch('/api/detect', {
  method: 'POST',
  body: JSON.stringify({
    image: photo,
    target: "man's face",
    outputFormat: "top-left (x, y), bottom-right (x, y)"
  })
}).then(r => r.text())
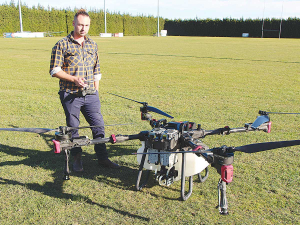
top-left (73, 15), bottom-right (90, 38)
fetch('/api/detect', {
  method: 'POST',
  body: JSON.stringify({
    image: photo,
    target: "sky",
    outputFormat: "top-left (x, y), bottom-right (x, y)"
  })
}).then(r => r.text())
top-left (2, 0), bottom-right (300, 20)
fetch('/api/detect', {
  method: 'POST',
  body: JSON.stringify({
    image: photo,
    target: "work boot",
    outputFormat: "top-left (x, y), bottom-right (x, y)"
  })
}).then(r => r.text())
top-left (73, 153), bottom-right (83, 172)
top-left (98, 159), bottom-right (121, 169)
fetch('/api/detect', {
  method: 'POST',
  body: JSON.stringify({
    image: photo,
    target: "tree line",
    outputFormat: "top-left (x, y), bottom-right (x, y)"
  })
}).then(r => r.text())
top-left (165, 17), bottom-right (300, 38)
top-left (0, 2), bottom-right (164, 36)
top-left (1, 2), bottom-right (299, 38)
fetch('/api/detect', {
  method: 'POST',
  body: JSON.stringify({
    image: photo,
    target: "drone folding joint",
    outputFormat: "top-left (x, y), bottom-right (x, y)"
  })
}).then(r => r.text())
top-left (52, 139), bottom-right (61, 154)
top-left (110, 134), bottom-right (117, 144)
top-left (221, 165), bottom-right (234, 183)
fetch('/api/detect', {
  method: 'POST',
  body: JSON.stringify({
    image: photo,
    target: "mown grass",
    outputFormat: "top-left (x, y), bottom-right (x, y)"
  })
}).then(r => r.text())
top-left (0, 36), bottom-right (299, 224)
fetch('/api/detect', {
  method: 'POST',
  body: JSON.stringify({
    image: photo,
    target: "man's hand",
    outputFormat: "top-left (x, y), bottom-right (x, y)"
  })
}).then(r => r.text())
top-left (52, 70), bottom-right (87, 88)
top-left (74, 77), bottom-right (88, 88)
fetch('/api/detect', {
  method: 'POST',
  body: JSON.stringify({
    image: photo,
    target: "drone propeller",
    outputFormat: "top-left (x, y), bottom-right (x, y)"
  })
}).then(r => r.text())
top-left (108, 92), bottom-right (174, 119)
top-left (0, 127), bottom-right (58, 134)
top-left (251, 115), bottom-right (270, 129)
top-left (231, 140), bottom-right (300, 153)
top-left (0, 123), bottom-right (133, 134)
top-left (108, 92), bottom-right (146, 105)
top-left (67, 123), bottom-right (133, 130)
top-left (259, 110), bottom-right (300, 115)
top-left (146, 106), bottom-right (174, 119)
top-left (134, 140), bottom-right (300, 155)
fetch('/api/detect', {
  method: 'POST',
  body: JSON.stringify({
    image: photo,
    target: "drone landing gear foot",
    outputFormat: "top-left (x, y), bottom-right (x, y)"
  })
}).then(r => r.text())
top-left (63, 149), bottom-right (71, 180)
top-left (218, 179), bottom-right (229, 215)
top-left (181, 152), bottom-right (193, 201)
top-left (136, 149), bottom-right (150, 191)
top-left (136, 169), bottom-right (150, 191)
top-left (64, 174), bottom-right (70, 180)
top-left (198, 167), bottom-right (209, 183)
top-left (181, 176), bottom-right (193, 201)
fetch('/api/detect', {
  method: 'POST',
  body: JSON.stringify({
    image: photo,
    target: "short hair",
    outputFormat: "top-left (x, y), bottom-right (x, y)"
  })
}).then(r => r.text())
top-left (74, 9), bottom-right (90, 20)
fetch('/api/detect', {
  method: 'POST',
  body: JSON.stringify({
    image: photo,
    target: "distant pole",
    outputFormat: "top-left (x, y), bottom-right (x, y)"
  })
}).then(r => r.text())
top-left (18, 0), bottom-right (23, 32)
top-left (279, 2), bottom-right (283, 39)
top-left (157, 0), bottom-right (159, 37)
top-left (261, 0), bottom-right (265, 38)
top-left (104, 0), bottom-right (107, 33)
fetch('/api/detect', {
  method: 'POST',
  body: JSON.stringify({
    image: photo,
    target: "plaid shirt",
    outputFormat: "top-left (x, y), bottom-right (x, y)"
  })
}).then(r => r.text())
top-left (50, 32), bottom-right (101, 94)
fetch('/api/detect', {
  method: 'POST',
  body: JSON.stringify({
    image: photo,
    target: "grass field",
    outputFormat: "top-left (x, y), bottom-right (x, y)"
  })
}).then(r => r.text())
top-left (0, 36), bottom-right (299, 224)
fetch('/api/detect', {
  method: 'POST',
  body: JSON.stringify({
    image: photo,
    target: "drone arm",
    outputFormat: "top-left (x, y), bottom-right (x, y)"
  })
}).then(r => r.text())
top-left (54, 132), bottom-right (148, 154)
top-left (203, 122), bottom-right (271, 137)
top-left (90, 132), bottom-right (147, 145)
top-left (90, 137), bottom-right (112, 145)
top-left (182, 134), bottom-right (213, 163)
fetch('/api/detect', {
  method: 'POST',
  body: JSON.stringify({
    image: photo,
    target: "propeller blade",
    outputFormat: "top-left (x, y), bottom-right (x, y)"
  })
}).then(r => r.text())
top-left (133, 150), bottom-right (198, 155)
top-left (251, 115), bottom-right (270, 129)
top-left (108, 92), bottom-right (146, 105)
top-left (147, 106), bottom-right (174, 119)
top-left (67, 123), bottom-right (134, 130)
top-left (259, 110), bottom-right (300, 115)
top-left (234, 140), bottom-right (300, 153)
top-left (108, 92), bottom-right (174, 119)
top-left (134, 140), bottom-right (300, 155)
top-left (0, 123), bottom-right (133, 134)
top-left (0, 128), bottom-right (57, 134)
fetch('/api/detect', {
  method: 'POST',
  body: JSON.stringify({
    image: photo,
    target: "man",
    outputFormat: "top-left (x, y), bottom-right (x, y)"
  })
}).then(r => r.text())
top-left (49, 9), bottom-right (120, 171)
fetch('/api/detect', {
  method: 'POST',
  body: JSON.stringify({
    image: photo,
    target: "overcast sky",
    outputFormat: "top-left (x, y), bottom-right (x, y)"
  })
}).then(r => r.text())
top-left (2, 0), bottom-right (300, 20)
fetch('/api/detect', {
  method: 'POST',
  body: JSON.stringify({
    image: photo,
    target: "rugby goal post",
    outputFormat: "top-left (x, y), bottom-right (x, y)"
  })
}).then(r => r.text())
top-left (261, 1), bottom-right (284, 39)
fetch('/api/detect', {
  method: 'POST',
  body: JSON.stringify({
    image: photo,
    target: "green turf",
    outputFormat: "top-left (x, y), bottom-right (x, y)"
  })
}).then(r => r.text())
top-left (0, 36), bottom-right (299, 224)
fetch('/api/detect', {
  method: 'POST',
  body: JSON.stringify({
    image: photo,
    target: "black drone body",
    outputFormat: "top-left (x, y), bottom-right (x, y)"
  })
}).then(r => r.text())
top-left (0, 93), bottom-right (299, 215)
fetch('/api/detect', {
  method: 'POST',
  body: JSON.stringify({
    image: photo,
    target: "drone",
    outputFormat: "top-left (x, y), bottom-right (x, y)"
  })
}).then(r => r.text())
top-left (0, 93), bottom-right (299, 215)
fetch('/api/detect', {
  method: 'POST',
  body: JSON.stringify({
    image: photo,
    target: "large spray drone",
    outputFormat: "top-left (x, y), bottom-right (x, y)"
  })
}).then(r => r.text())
top-left (0, 93), bottom-right (299, 215)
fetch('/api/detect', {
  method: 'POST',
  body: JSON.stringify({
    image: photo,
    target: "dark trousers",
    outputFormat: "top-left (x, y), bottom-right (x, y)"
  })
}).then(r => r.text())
top-left (59, 91), bottom-right (108, 160)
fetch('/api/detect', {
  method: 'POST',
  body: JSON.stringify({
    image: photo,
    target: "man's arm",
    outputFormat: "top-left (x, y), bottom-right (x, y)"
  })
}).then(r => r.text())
top-left (93, 43), bottom-right (101, 92)
top-left (50, 41), bottom-right (87, 88)
top-left (52, 70), bottom-right (87, 88)
top-left (94, 80), bottom-right (99, 91)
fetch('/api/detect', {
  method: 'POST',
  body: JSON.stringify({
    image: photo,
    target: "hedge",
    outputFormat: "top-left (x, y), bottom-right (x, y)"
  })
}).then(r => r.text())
top-left (1, 2), bottom-right (299, 38)
top-left (0, 2), bottom-right (164, 36)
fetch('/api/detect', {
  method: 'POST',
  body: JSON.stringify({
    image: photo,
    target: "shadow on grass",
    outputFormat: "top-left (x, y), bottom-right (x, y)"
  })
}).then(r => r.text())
top-left (0, 126), bottom-right (194, 201)
top-left (0, 128), bottom-right (200, 201)
top-left (106, 52), bottom-right (300, 64)
top-left (0, 177), bottom-right (150, 221)
top-left (0, 142), bottom-right (152, 221)
top-left (0, 127), bottom-right (189, 202)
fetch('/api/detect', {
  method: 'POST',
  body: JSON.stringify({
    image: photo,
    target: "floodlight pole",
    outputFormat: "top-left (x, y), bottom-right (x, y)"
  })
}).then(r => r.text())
top-left (279, 2), bottom-right (283, 39)
top-left (104, 0), bottom-right (107, 33)
top-left (157, 0), bottom-right (160, 37)
top-left (261, 0), bottom-right (265, 38)
top-left (18, 0), bottom-right (23, 33)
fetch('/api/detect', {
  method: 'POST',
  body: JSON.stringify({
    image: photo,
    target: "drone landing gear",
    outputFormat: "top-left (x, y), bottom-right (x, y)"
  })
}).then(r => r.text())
top-left (180, 153), bottom-right (210, 201)
top-left (181, 152), bottom-right (193, 200)
top-left (135, 146), bottom-right (210, 201)
top-left (136, 147), bottom-right (150, 191)
top-left (213, 152), bottom-right (234, 215)
top-left (63, 149), bottom-right (70, 180)
top-left (218, 179), bottom-right (228, 215)
top-left (198, 167), bottom-right (209, 183)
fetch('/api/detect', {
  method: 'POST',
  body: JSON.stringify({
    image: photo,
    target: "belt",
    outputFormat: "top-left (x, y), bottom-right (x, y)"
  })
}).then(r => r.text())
top-left (72, 89), bottom-right (97, 97)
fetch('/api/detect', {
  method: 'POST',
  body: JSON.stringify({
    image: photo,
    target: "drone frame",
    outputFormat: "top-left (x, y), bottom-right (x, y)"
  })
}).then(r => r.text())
top-left (1, 94), bottom-right (299, 215)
